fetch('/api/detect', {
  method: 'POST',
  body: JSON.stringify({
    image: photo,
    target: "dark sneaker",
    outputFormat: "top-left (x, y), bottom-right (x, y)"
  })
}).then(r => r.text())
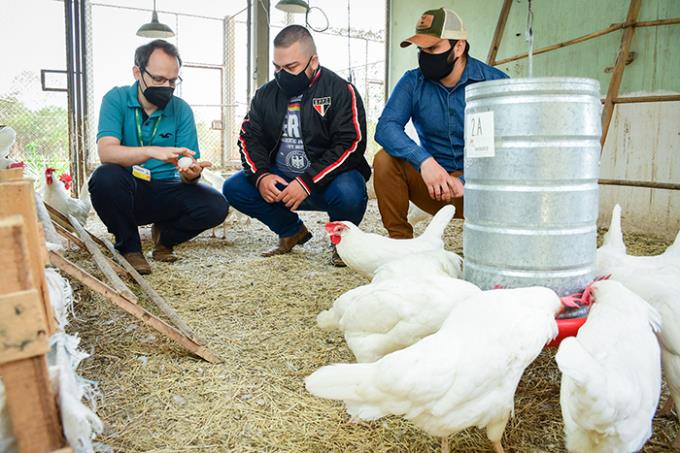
top-left (123, 252), bottom-right (152, 275)
top-left (261, 224), bottom-right (312, 257)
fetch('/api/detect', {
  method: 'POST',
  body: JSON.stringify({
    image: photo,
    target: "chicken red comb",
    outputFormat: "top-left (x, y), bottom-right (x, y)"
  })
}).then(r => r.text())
top-left (559, 275), bottom-right (612, 309)
top-left (45, 167), bottom-right (56, 174)
top-left (59, 173), bottom-right (72, 182)
top-left (581, 274), bottom-right (611, 305)
top-left (8, 161), bottom-right (25, 169)
top-left (325, 221), bottom-right (345, 234)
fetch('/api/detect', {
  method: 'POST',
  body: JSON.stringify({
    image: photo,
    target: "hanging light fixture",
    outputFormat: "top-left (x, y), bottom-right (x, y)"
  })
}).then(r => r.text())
top-left (275, 0), bottom-right (328, 32)
top-left (137, 0), bottom-right (175, 38)
top-left (274, 0), bottom-right (310, 14)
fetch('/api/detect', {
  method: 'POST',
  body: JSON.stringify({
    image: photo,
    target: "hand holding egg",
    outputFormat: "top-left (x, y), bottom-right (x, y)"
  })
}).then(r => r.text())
top-left (177, 155), bottom-right (213, 182)
top-left (178, 156), bottom-right (193, 169)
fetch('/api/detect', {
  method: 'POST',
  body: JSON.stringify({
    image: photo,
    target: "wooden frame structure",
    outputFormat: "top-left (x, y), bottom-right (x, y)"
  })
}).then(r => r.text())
top-left (0, 167), bottom-right (222, 450)
top-left (486, 0), bottom-right (680, 191)
top-left (0, 171), bottom-right (65, 452)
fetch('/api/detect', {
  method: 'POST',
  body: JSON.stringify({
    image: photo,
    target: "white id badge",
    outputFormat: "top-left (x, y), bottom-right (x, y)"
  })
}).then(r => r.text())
top-left (132, 165), bottom-right (151, 181)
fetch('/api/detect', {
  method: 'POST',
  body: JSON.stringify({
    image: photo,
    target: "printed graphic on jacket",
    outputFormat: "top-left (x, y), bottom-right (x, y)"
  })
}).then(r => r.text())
top-left (275, 95), bottom-right (310, 178)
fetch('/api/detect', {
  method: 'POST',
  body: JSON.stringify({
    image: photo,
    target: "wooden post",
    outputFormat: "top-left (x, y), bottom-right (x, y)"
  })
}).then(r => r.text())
top-left (601, 0), bottom-right (642, 147)
top-left (0, 169), bottom-right (58, 334)
top-left (0, 216), bottom-right (64, 452)
top-left (486, 0), bottom-right (513, 65)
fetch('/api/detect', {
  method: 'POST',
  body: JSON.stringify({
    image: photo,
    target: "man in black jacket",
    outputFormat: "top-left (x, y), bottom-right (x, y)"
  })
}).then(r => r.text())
top-left (223, 25), bottom-right (371, 265)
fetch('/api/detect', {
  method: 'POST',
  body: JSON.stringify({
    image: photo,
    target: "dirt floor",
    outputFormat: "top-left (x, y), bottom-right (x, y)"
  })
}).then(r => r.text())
top-left (67, 200), bottom-right (678, 453)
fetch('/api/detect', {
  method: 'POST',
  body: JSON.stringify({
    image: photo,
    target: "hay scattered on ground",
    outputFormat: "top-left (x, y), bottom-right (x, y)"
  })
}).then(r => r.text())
top-left (66, 201), bottom-right (678, 452)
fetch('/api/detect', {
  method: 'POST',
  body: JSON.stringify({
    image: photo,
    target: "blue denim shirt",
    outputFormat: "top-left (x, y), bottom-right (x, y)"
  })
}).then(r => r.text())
top-left (375, 57), bottom-right (508, 178)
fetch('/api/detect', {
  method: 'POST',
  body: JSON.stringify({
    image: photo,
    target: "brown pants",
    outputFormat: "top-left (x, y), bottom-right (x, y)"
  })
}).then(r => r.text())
top-left (373, 149), bottom-right (464, 239)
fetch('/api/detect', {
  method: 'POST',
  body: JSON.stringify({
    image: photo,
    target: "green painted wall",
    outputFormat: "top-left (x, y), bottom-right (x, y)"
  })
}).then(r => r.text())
top-left (387, 0), bottom-right (680, 96)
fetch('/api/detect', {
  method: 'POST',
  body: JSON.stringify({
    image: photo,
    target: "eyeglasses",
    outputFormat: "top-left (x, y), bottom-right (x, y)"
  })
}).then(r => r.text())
top-left (142, 67), bottom-right (183, 87)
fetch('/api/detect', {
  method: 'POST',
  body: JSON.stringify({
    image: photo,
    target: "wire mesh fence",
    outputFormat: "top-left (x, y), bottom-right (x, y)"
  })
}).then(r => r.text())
top-left (2, 1), bottom-right (385, 176)
top-left (0, 0), bottom-right (70, 183)
top-left (0, 72), bottom-right (70, 178)
top-left (268, 1), bottom-right (386, 164)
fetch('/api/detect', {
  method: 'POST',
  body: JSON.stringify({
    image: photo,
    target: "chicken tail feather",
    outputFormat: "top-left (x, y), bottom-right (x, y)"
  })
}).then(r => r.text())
top-left (602, 204), bottom-right (625, 252)
top-left (421, 205), bottom-right (456, 241)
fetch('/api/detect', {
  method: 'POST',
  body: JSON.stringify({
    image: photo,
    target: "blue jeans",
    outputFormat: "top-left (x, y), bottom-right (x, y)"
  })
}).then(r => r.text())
top-left (89, 164), bottom-right (229, 254)
top-left (223, 168), bottom-right (368, 237)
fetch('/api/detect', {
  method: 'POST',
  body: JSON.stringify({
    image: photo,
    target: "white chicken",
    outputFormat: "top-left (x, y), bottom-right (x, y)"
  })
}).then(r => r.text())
top-left (43, 168), bottom-right (91, 226)
top-left (327, 205), bottom-right (456, 278)
top-left (0, 125), bottom-right (24, 169)
top-left (555, 280), bottom-right (662, 453)
top-left (597, 204), bottom-right (680, 449)
top-left (370, 247), bottom-right (462, 283)
top-left (597, 204), bottom-right (680, 275)
top-left (306, 286), bottom-right (562, 453)
top-left (317, 250), bottom-right (477, 363)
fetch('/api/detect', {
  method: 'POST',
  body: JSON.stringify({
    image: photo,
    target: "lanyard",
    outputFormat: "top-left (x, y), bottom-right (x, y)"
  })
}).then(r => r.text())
top-left (134, 109), bottom-right (161, 147)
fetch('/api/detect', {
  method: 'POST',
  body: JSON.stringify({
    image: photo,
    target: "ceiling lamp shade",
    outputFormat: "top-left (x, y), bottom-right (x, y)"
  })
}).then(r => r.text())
top-left (137, 0), bottom-right (175, 38)
top-left (275, 0), bottom-right (310, 14)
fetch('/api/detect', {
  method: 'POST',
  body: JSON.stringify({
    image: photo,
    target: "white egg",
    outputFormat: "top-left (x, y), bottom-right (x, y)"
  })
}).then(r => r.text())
top-left (178, 156), bottom-right (193, 169)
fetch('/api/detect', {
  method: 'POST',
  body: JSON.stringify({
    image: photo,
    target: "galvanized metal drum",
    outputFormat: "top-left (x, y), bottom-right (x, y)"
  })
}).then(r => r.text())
top-left (463, 77), bottom-right (601, 295)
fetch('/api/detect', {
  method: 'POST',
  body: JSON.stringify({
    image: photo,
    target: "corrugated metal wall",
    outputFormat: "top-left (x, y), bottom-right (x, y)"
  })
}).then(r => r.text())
top-left (386, 0), bottom-right (680, 240)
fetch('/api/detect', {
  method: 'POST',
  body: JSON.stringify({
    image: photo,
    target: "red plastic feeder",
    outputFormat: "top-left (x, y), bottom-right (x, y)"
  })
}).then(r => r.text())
top-left (547, 316), bottom-right (587, 348)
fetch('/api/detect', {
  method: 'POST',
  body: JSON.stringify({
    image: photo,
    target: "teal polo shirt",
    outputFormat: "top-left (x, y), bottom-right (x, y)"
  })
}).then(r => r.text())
top-left (96, 81), bottom-right (200, 180)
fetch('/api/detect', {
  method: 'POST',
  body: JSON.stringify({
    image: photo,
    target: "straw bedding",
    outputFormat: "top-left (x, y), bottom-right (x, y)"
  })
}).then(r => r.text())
top-left (66, 200), bottom-right (678, 452)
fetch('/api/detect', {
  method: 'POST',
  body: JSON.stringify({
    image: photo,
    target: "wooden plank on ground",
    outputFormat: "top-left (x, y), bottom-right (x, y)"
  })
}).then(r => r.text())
top-left (0, 215), bottom-right (64, 452)
top-left (49, 251), bottom-right (222, 364)
top-left (67, 214), bottom-right (137, 303)
top-left (45, 202), bottom-right (109, 250)
top-left (100, 236), bottom-right (200, 341)
top-left (601, 0), bottom-right (642, 147)
top-left (51, 220), bottom-right (128, 276)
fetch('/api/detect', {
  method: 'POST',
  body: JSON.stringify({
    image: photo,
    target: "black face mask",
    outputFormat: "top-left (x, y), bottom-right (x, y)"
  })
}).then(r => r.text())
top-left (275, 56), bottom-right (314, 97)
top-left (418, 44), bottom-right (456, 81)
top-left (140, 74), bottom-right (174, 109)
top-left (143, 86), bottom-right (174, 109)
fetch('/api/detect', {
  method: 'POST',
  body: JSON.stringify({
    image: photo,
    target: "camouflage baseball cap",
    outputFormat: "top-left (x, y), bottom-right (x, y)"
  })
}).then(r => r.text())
top-left (400, 8), bottom-right (468, 48)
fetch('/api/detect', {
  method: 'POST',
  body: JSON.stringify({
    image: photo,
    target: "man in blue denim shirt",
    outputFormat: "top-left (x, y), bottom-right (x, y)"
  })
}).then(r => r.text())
top-left (374, 8), bottom-right (508, 238)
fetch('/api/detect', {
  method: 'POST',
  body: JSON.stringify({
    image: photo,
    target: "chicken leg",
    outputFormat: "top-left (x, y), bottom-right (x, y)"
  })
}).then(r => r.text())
top-left (440, 436), bottom-right (449, 453)
top-left (492, 441), bottom-right (506, 453)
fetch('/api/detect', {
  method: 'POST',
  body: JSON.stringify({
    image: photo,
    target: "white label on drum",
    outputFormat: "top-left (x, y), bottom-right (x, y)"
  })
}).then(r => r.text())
top-left (465, 111), bottom-right (495, 158)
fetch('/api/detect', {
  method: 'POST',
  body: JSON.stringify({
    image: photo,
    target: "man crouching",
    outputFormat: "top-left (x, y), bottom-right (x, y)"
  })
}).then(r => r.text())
top-left (223, 25), bottom-right (371, 266)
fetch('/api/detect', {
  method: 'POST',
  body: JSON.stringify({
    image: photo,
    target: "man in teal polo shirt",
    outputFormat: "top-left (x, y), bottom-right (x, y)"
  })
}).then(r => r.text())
top-left (89, 39), bottom-right (229, 274)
